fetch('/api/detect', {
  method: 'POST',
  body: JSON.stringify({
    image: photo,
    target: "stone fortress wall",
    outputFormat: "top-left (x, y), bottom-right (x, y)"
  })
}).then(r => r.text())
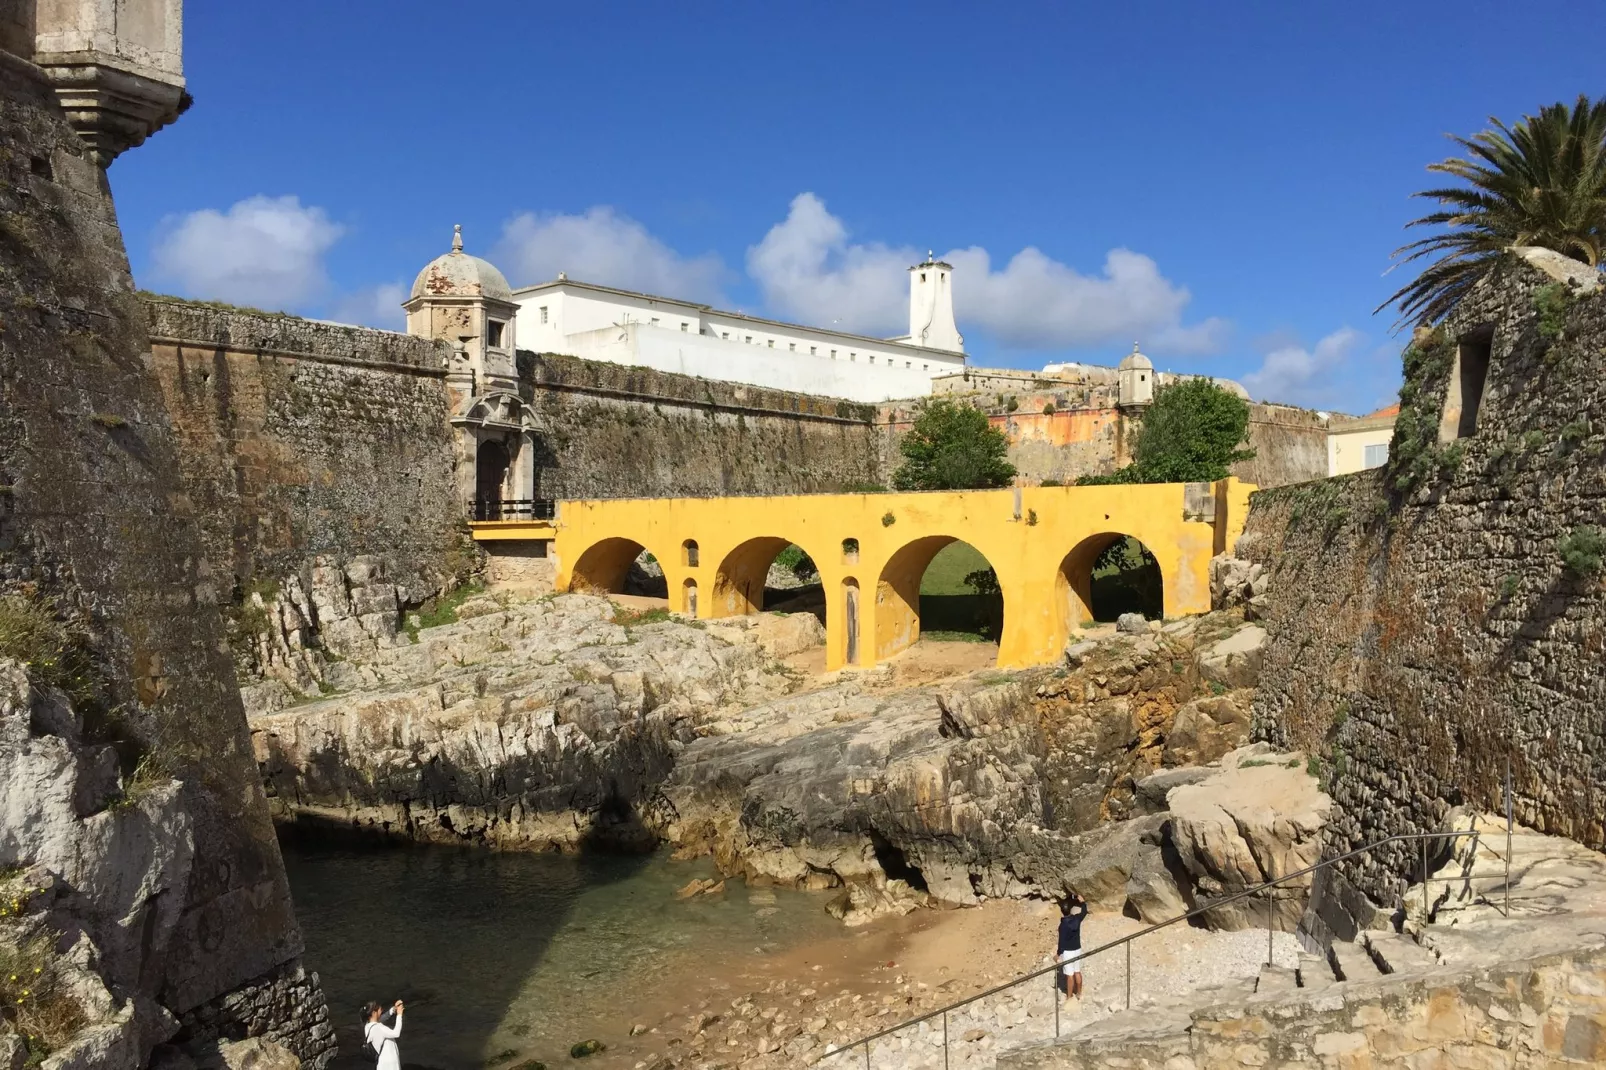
top-left (0, 36), bottom-right (332, 1070)
top-left (891, 376), bottom-right (1331, 488)
top-left (1240, 251), bottom-right (1606, 908)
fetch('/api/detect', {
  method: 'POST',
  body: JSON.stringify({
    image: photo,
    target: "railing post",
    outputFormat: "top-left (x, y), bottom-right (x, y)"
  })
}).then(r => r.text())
top-left (1124, 940), bottom-right (1131, 1009)
top-left (943, 1010), bottom-right (949, 1070)
top-left (1421, 839), bottom-right (1429, 922)
top-left (1505, 756), bottom-right (1513, 918)
top-left (1259, 886), bottom-right (1271, 963)
top-left (1054, 969), bottom-right (1061, 1038)
top-left (863, 1040), bottom-right (869, 1070)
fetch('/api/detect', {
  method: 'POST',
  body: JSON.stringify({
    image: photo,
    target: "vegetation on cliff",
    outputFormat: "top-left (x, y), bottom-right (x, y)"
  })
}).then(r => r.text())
top-left (1078, 378), bottom-right (1253, 485)
top-left (890, 399), bottom-right (1016, 490)
top-left (1383, 94), bottom-right (1606, 326)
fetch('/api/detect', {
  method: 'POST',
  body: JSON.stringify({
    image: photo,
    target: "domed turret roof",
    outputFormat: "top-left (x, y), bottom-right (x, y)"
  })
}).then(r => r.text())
top-left (1119, 342), bottom-right (1153, 371)
top-left (410, 225), bottom-right (513, 302)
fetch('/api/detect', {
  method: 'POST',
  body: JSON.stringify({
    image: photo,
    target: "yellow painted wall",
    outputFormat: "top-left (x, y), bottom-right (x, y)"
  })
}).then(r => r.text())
top-left (504, 478), bottom-right (1252, 672)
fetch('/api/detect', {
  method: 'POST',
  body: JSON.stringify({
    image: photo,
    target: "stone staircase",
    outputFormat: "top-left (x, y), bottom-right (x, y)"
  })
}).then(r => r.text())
top-left (996, 816), bottom-right (1606, 1069)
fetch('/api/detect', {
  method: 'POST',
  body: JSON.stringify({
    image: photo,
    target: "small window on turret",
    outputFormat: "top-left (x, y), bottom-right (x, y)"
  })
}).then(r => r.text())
top-left (921, 273), bottom-right (927, 282)
top-left (487, 320), bottom-right (505, 347)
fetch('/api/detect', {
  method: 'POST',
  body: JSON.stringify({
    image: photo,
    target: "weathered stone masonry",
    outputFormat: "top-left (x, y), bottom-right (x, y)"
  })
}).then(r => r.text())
top-left (0, 50), bottom-right (331, 1067)
top-left (1243, 254), bottom-right (1606, 907)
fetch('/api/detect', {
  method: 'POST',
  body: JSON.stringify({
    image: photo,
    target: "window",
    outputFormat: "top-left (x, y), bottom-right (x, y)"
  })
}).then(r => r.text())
top-left (683, 539), bottom-right (700, 567)
top-left (745, 335), bottom-right (753, 344)
top-left (1363, 443), bottom-right (1389, 469)
top-left (810, 346), bottom-right (817, 356)
top-left (842, 537), bottom-right (860, 564)
top-left (1439, 327), bottom-right (1494, 441)
top-left (789, 342), bottom-right (796, 352)
top-left (831, 350), bottom-right (837, 359)
top-left (650, 317), bottom-right (660, 327)
top-left (680, 322), bottom-right (688, 332)
top-left (920, 272), bottom-right (927, 282)
top-left (850, 352), bottom-right (857, 361)
top-left (487, 320), bottom-right (505, 347)
top-left (905, 361), bottom-right (912, 369)
top-left (768, 339), bottom-right (774, 348)
top-left (922, 364), bottom-right (929, 371)
top-left (722, 332), bottom-right (729, 340)
top-left (539, 306), bottom-right (548, 324)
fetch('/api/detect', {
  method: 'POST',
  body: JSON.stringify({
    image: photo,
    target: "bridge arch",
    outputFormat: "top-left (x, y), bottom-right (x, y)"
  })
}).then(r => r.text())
top-left (568, 536), bottom-right (671, 595)
top-left (710, 536), bottom-right (826, 618)
top-left (1056, 532), bottom-right (1164, 633)
top-left (874, 536), bottom-right (1004, 662)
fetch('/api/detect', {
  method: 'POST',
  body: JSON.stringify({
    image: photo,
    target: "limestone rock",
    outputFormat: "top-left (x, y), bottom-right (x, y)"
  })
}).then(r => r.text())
top-left (1196, 626), bottom-right (1266, 690)
top-left (1057, 815), bottom-right (1167, 910)
top-left (1166, 747), bottom-right (1331, 930)
top-left (1132, 767), bottom-right (1213, 816)
top-left (191, 1037), bottom-right (302, 1070)
top-left (1115, 613), bottom-right (1148, 634)
top-left (754, 612), bottom-right (825, 658)
top-left (1209, 554), bottom-right (1262, 611)
top-left (0, 1035), bottom-right (26, 1070)
top-left (1123, 837), bottom-right (1194, 924)
top-left (1162, 693), bottom-right (1252, 767)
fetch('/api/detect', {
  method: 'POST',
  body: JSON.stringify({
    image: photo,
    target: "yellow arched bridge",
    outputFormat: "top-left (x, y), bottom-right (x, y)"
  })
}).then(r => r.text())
top-left (470, 479), bottom-right (1254, 672)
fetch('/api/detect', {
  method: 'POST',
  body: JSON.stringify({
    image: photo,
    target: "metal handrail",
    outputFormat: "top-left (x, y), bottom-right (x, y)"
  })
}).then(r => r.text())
top-left (470, 498), bottom-right (556, 522)
top-left (820, 824), bottom-right (1509, 1066)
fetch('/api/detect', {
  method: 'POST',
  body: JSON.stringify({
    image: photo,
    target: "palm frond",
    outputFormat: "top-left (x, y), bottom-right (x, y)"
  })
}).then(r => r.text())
top-left (1381, 94), bottom-right (1606, 328)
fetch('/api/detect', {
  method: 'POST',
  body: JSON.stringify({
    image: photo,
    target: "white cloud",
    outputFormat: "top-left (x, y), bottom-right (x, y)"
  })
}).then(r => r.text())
top-left (492, 207), bottom-right (726, 301)
top-left (151, 195), bottom-right (343, 309)
top-left (326, 282), bottom-right (407, 331)
top-left (747, 193), bottom-right (911, 335)
top-left (946, 245), bottom-right (1228, 354)
top-left (745, 192), bottom-right (1226, 354)
top-left (1243, 327), bottom-right (1400, 411)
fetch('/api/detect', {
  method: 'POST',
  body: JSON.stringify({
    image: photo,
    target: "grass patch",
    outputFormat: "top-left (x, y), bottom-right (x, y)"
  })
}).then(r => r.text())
top-left (0, 593), bottom-right (98, 712)
top-left (89, 412), bottom-right (126, 430)
top-left (920, 629), bottom-right (992, 643)
top-left (976, 671), bottom-right (1015, 685)
top-left (611, 604), bottom-right (673, 627)
top-left (415, 580), bottom-right (486, 631)
top-left (0, 931), bottom-right (86, 1061)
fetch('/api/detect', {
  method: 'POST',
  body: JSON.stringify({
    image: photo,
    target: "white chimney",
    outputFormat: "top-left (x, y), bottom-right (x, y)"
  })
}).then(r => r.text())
top-left (908, 252), bottom-right (964, 354)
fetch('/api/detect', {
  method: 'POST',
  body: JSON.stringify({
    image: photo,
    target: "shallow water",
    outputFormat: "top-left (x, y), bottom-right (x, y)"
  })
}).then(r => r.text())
top-left (282, 837), bottom-right (840, 1069)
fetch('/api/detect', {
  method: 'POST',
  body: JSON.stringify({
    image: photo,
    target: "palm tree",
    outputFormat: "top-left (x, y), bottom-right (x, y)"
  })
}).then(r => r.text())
top-left (1382, 95), bottom-right (1606, 327)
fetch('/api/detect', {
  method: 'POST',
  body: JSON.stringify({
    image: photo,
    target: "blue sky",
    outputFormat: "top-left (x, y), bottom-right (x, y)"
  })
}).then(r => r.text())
top-left (110, 1), bottom-right (1606, 414)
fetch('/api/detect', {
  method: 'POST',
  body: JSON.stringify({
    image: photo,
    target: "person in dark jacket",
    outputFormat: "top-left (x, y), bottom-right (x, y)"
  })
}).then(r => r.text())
top-left (1056, 893), bottom-right (1089, 1001)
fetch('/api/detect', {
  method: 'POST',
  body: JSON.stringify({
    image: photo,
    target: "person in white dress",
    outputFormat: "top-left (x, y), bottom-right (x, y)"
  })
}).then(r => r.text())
top-left (364, 1000), bottom-right (404, 1069)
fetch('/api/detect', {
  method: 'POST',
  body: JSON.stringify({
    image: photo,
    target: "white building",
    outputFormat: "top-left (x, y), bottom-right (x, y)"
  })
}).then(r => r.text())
top-left (512, 255), bottom-right (967, 403)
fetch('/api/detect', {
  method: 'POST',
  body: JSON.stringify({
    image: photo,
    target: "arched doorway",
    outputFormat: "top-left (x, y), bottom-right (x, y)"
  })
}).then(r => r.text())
top-left (711, 537), bottom-right (824, 624)
top-left (1057, 533), bottom-right (1164, 630)
top-left (874, 537), bottom-right (1003, 662)
top-left (475, 438), bottom-right (510, 520)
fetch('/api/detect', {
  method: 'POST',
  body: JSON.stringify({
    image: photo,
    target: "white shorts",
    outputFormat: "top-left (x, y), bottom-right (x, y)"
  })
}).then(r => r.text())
top-left (1059, 949), bottom-right (1081, 975)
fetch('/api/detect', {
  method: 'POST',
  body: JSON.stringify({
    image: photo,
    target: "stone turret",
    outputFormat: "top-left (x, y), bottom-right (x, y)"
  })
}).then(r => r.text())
top-left (1119, 342), bottom-right (1154, 409)
top-left (2, 0), bottom-right (189, 164)
top-left (404, 226), bottom-right (536, 515)
top-left (908, 252), bottom-right (964, 354)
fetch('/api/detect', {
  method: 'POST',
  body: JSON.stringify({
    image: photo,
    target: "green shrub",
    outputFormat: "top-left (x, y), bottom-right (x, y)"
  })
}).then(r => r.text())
top-left (569, 1040), bottom-right (606, 1058)
top-left (1005, 396), bottom-right (1019, 413)
top-left (1558, 526), bottom-right (1606, 575)
top-left (1076, 378), bottom-right (1253, 485)
top-left (1534, 282), bottom-right (1570, 340)
top-left (774, 544), bottom-right (818, 581)
top-left (891, 399), bottom-right (1015, 491)
top-left (1498, 574), bottom-right (1520, 600)
top-left (1040, 478), bottom-right (1063, 487)
top-left (881, 511), bottom-right (896, 527)
top-left (416, 580), bottom-right (486, 630)
top-left (1042, 402), bottom-right (1056, 415)
top-left (841, 481), bottom-right (888, 494)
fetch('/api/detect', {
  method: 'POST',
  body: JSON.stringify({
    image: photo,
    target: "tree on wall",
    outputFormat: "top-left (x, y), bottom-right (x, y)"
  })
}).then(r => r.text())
top-left (891, 399), bottom-right (1017, 491)
top-left (1078, 378), bottom-right (1253, 485)
top-left (1382, 94), bottom-right (1606, 327)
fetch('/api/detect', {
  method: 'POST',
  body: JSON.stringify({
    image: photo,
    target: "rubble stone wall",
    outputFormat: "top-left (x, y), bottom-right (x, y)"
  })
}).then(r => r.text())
top-left (0, 52), bottom-right (324, 1063)
top-left (1244, 257), bottom-right (1606, 906)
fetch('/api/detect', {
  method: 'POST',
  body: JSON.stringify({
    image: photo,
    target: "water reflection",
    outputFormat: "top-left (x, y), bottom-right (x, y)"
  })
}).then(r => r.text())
top-left (282, 836), bottom-right (837, 1069)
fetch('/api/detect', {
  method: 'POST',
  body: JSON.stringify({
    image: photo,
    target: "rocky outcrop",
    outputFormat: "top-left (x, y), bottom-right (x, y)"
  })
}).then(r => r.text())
top-left (1163, 746), bottom-right (1331, 930)
top-left (1037, 611), bottom-right (1263, 830)
top-left (251, 594), bottom-right (800, 851)
top-left (0, 659), bottom-right (331, 1069)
